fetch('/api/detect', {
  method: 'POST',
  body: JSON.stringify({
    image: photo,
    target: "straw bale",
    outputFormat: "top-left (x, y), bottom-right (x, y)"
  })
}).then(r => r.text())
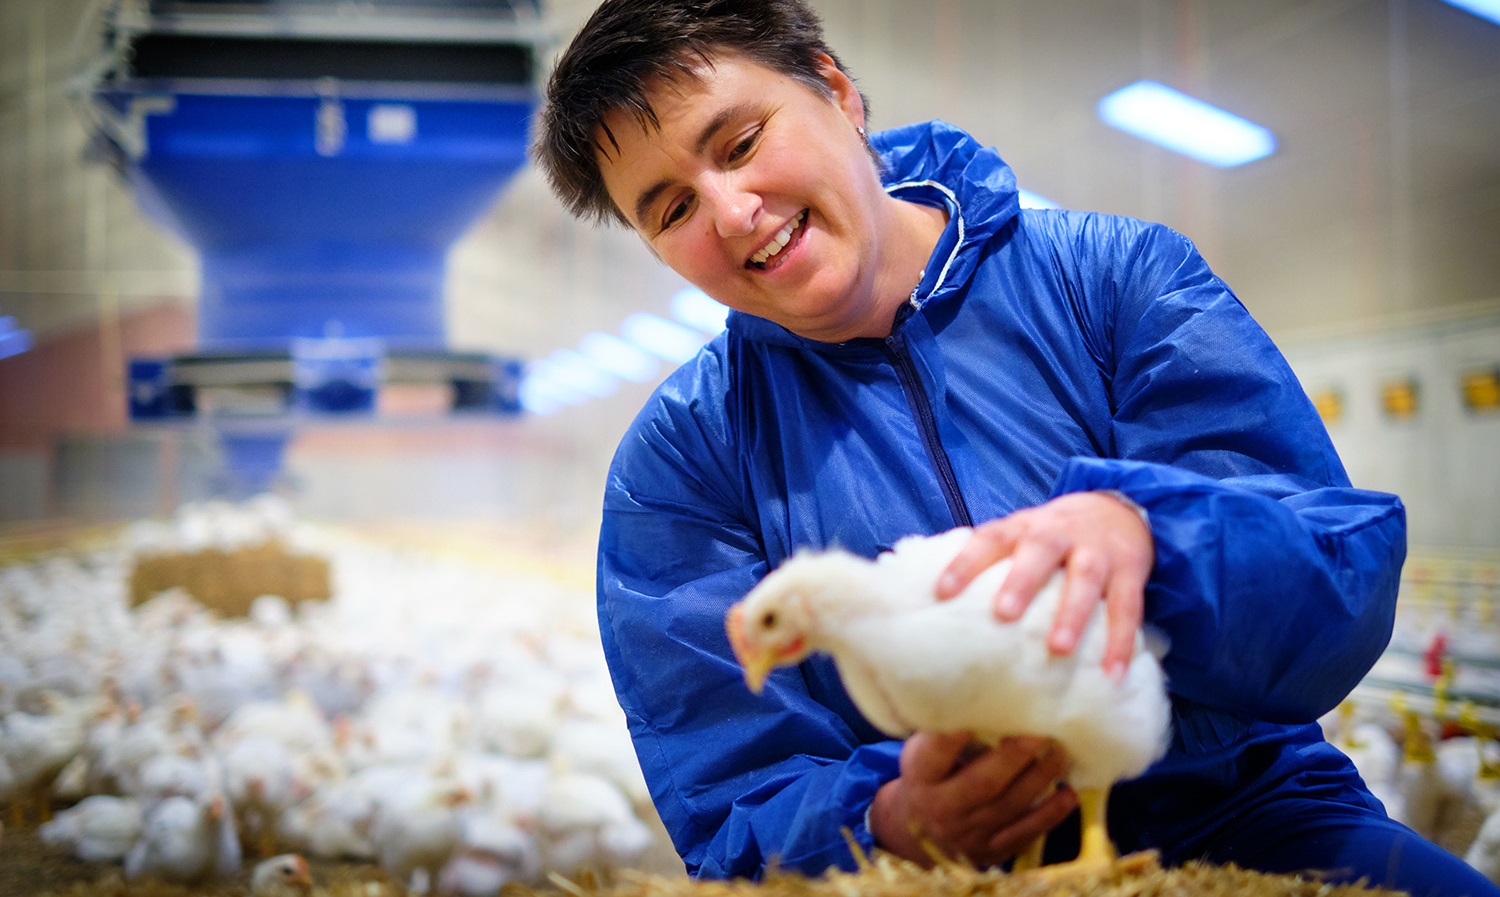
top-left (128, 541), bottom-right (330, 615)
top-left (30, 854), bottom-right (1409, 897)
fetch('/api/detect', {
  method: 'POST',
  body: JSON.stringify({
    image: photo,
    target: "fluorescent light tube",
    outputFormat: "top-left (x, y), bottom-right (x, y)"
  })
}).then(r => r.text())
top-left (1098, 80), bottom-right (1276, 168)
top-left (0, 327), bottom-right (33, 360)
top-left (622, 312), bottom-right (704, 363)
top-left (1441, 0), bottom-right (1500, 26)
top-left (671, 287), bottom-right (729, 334)
top-left (580, 331), bottom-right (659, 382)
top-left (1018, 189), bottom-right (1059, 210)
top-left (537, 349), bottom-right (617, 398)
top-left (522, 370), bottom-right (589, 407)
top-left (518, 384), bottom-right (563, 415)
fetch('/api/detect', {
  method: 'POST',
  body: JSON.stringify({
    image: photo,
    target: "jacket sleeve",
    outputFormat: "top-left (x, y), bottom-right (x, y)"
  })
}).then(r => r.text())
top-left (1048, 216), bottom-right (1406, 724)
top-left (597, 373), bottom-right (902, 879)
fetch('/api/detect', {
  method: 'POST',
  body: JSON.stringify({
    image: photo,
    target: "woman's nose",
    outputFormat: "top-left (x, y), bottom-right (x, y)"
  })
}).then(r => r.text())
top-left (705, 180), bottom-right (760, 238)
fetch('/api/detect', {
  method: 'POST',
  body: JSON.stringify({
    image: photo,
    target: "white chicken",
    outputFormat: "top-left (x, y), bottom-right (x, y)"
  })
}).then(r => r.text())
top-left (537, 770), bottom-right (655, 877)
top-left (368, 778), bottom-right (473, 894)
top-left (548, 717), bottom-right (652, 810)
top-left (124, 792), bottom-right (243, 883)
top-left (437, 812), bottom-right (541, 896)
top-left (276, 780), bottom-right (377, 861)
top-left (1467, 804), bottom-right (1500, 885)
top-left (726, 528), bottom-right (1171, 874)
top-left (220, 734), bottom-right (311, 857)
top-left (249, 852), bottom-right (315, 897)
top-left (0, 694), bottom-right (97, 825)
top-left (38, 794), bottom-right (144, 862)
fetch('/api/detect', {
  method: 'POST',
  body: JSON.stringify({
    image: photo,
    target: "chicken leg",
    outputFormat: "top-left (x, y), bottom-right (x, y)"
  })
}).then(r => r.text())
top-left (1011, 834), bottom-right (1046, 872)
top-left (1023, 786), bottom-right (1126, 880)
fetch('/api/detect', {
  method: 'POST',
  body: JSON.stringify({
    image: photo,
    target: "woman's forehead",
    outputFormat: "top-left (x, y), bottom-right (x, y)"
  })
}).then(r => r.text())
top-left (596, 53), bottom-right (762, 155)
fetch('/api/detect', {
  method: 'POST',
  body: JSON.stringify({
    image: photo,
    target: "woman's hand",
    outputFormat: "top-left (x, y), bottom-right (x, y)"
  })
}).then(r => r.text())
top-left (869, 732), bottom-right (1076, 868)
top-left (935, 491), bottom-right (1153, 679)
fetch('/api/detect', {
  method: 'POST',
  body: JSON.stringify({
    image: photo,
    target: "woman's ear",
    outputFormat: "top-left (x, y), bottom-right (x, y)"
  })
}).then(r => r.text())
top-left (815, 53), bottom-right (865, 132)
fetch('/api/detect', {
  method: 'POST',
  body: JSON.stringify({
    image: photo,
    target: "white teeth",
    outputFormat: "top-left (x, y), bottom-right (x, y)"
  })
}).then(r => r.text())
top-left (751, 211), bottom-right (806, 265)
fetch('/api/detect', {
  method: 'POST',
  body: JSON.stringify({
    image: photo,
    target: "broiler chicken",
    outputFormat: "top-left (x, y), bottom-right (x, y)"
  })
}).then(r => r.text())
top-left (249, 852), bottom-right (314, 897)
top-left (438, 813), bottom-right (541, 896)
top-left (368, 778), bottom-right (472, 895)
top-left (124, 792), bottom-right (243, 883)
top-left (38, 794), bottom-right (143, 862)
top-left (726, 528), bottom-right (1171, 875)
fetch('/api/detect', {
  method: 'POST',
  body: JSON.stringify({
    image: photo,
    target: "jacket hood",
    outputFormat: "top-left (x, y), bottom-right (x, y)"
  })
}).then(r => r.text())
top-left (727, 119), bottom-right (1021, 348)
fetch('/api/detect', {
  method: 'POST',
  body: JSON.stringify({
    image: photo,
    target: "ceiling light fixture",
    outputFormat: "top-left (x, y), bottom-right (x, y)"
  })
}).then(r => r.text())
top-left (1440, 0), bottom-right (1500, 26)
top-left (1018, 189), bottom-right (1060, 210)
top-left (621, 312), bottom-right (705, 364)
top-left (579, 331), bottom-right (659, 382)
top-left (671, 287), bottom-right (730, 334)
top-left (1098, 80), bottom-right (1276, 168)
top-left (535, 349), bottom-right (617, 398)
top-left (0, 316), bottom-right (33, 361)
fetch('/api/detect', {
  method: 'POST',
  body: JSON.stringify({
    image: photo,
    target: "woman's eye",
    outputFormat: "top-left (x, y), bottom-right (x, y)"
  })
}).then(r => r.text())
top-left (728, 130), bottom-right (759, 162)
top-left (662, 198), bottom-right (690, 230)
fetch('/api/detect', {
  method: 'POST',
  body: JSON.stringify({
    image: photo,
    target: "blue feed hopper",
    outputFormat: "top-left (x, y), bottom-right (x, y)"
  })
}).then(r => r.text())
top-left (83, 0), bottom-right (548, 494)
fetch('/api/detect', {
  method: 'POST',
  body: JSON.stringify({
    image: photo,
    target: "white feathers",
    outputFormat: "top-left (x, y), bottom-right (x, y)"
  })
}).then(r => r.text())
top-left (38, 794), bottom-right (143, 862)
top-left (730, 528), bottom-right (1172, 791)
top-left (249, 852), bottom-right (314, 897)
top-left (124, 793), bottom-right (242, 883)
top-left (0, 498), bottom-right (671, 886)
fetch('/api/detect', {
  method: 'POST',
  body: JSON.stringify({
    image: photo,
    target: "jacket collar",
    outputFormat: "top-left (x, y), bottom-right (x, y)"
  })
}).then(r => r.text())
top-left (727, 119), bottom-right (1021, 349)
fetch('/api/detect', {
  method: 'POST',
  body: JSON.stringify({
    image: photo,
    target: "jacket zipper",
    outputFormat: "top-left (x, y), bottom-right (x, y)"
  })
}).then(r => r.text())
top-left (881, 326), bottom-right (973, 528)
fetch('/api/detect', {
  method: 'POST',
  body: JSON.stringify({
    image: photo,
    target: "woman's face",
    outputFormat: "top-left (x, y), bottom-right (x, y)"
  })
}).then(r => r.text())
top-left (595, 52), bottom-right (901, 343)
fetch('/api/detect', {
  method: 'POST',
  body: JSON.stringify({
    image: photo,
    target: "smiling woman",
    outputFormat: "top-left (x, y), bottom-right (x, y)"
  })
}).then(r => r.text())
top-left (529, 2), bottom-right (1495, 895)
top-left (585, 49), bottom-right (943, 344)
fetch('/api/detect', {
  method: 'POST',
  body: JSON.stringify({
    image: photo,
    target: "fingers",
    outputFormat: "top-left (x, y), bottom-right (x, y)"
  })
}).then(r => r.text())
top-left (938, 492), bottom-right (1154, 675)
top-left (900, 731), bottom-right (976, 784)
top-left (1101, 572), bottom-right (1146, 681)
top-left (897, 735), bottom-right (1077, 868)
top-left (1049, 548), bottom-right (1108, 654)
top-left (936, 520), bottom-right (1018, 600)
top-left (983, 786), bottom-right (1079, 861)
top-left (948, 738), bottom-right (1070, 831)
top-left (992, 533), bottom-right (1063, 622)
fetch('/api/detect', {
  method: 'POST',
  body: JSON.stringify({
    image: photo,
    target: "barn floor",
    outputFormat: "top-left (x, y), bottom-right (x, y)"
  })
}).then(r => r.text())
top-left (0, 822), bottom-right (392, 896)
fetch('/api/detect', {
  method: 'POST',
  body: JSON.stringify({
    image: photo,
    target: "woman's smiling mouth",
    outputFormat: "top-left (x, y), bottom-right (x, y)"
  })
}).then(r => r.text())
top-left (748, 210), bottom-right (808, 270)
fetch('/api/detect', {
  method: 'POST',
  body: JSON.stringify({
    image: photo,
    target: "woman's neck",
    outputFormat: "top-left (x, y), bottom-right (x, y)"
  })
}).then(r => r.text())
top-left (872, 197), bottom-right (950, 334)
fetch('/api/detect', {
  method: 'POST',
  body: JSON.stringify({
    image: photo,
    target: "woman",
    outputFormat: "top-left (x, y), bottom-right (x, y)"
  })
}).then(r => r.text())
top-left (533, 2), bottom-right (1493, 894)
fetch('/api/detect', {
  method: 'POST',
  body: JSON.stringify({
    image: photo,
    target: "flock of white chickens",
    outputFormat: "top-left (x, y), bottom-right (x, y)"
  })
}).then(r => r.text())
top-left (1318, 555), bottom-right (1500, 886)
top-left (0, 497), bottom-right (670, 895)
top-left (3, 496), bottom-right (1498, 893)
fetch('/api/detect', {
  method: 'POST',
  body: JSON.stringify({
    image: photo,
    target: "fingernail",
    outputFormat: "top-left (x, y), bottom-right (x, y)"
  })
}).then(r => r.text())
top-left (1050, 628), bottom-right (1075, 653)
top-left (995, 592), bottom-right (1019, 618)
top-left (1106, 660), bottom-right (1127, 685)
top-left (937, 572), bottom-right (958, 596)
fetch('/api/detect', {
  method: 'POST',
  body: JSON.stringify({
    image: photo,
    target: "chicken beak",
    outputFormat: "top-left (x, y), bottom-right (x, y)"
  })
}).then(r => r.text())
top-left (743, 655), bottom-right (774, 694)
top-left (726, 604), bottom-right (774, 694)
top-left (288, 858), bottom-right (312, 894)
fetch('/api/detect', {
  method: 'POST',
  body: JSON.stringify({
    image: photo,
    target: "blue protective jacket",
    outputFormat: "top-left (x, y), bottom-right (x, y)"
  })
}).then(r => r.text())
top-left (596, 120), bottom-right (1407, 879)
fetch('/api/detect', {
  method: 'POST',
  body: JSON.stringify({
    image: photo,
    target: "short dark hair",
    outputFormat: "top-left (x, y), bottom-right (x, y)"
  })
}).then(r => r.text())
top-left (533, 0), bottom-right (861, 226)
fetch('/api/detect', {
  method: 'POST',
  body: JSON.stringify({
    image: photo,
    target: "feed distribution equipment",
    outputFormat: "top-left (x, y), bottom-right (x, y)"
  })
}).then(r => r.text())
top-left (81, 0), bottom-right (545, 494)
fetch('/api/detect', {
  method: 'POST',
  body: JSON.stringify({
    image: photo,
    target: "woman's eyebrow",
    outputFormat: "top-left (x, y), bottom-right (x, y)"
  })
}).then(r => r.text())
top-left (693, 101), bottom-right (756, 155)
top-left (632, 101), bottom-right (758, 226)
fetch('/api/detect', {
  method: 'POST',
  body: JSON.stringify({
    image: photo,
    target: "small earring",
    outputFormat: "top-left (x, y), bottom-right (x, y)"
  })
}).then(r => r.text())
top-left (856, 125), bottom-right (868, 144)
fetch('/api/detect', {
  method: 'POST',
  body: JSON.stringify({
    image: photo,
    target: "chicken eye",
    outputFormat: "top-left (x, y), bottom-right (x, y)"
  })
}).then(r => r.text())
top-left (760, 610), bottom-right (778, 629)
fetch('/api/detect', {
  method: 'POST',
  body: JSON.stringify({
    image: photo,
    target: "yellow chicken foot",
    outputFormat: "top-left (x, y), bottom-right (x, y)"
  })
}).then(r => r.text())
top-left (1010, 834), bottom-right (1046, 872)
top-left (1021, 787), bottom-right (1159, 881)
